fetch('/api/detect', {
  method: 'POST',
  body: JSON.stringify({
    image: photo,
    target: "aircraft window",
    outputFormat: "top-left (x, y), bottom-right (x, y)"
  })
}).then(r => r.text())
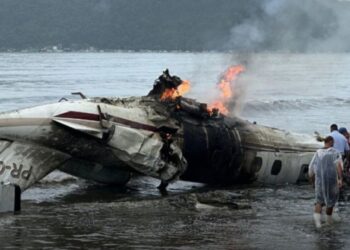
top-left (252, 157), bottom-right (263, 173)
top-left (271, 160), bottom-right (282, 175)
top-left (296, 164), bottom-right (309, 184)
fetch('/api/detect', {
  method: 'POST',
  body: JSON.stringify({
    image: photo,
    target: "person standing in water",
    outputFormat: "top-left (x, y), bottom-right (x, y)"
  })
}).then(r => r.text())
top-left (339, 127), bottom-right (350, 184)
top-left (329, 124), bottom-right (349, 156)
top-left (309, 136), bottom-right (343, 228)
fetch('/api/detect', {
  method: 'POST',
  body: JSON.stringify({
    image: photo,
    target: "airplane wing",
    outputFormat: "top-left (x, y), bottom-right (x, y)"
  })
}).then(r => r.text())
top-left (0, 139), bottom-right (71, 191)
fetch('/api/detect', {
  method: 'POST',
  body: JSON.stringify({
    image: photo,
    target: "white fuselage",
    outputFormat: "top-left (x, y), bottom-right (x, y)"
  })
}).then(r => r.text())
top-left (0, 97), bottom-right (322, 191)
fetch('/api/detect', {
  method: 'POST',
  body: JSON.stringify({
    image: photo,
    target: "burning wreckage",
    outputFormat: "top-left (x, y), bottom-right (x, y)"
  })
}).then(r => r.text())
top-left (0, 69), bottom-right (321, 195)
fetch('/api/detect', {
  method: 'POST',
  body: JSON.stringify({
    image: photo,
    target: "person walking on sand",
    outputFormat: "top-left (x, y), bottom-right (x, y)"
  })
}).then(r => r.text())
top-left (309, 136), bottom-right (343, 228)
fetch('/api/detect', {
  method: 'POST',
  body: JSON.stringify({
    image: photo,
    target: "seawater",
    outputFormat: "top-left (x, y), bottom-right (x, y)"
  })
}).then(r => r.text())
top-left (0, 52), bottom-right (350, 249)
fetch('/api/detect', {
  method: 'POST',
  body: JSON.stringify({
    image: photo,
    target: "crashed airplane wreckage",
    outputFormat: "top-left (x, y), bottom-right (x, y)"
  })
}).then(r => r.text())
top-left (0, 70), bottom-right (321, 193)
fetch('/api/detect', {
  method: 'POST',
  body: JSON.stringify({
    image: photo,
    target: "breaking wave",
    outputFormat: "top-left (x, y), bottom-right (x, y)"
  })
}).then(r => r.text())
top-left (242, 97), bottom-right (350, 114)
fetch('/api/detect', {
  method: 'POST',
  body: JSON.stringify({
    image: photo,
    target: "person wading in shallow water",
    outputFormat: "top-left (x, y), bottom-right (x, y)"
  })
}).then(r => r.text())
top-left (309, 136), bottom-right (343, 228)
top-left (329, 124), bottom-right (349, 156)
top-left (338, 127), bottom-right (350, 185)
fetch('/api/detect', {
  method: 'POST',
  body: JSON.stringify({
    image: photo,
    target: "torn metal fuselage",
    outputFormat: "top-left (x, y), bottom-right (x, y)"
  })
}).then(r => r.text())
top-left (0, 97), bottom-right (187, 191)
top-left (0, 70), bottom-right (321, 191)
top-left (0, 93), bottom-right (320, 191)
top-left (162, 96), bottom-right (320, 185)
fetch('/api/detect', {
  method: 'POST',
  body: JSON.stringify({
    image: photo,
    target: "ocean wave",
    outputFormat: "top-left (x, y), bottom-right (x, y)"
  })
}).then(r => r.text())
top-left (242, 97), bottom-right (349, 114)
top-left (0, 95), bottom-right (77, 113)
top-left (0, 95), bottom-right (63, 104)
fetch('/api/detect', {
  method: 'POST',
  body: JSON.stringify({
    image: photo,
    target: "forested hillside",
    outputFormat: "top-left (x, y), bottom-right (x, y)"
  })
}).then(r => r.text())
top-left (0, 0), bottom-right (348, 52)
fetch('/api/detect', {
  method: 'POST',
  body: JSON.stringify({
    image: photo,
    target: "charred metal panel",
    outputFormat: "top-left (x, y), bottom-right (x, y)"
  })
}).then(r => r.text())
top-left (59, 159), bottom-right (130, 185)
top-left (181, 120), bottom-right (243, 184)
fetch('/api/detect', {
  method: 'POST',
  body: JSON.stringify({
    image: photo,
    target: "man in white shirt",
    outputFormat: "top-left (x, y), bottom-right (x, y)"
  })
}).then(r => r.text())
top-left (330, 124), bottom-right (349, 156)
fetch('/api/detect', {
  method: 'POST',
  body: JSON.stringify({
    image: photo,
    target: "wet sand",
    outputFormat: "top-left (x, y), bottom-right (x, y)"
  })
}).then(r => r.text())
top-left (1, 176), bottom-right (350, 249)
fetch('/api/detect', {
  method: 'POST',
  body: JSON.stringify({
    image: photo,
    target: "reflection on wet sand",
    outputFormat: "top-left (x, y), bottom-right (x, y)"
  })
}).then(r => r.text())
top-left (1, 177), bottom-right (350, 249)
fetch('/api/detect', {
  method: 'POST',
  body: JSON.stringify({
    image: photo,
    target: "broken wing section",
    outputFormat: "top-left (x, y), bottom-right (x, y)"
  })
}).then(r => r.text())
top-left (108, 125), bottom-right (187, 183)
top-left (52, 118), bottom-right (105, 139)
top-left (0, 139), bottom-right (71, 191)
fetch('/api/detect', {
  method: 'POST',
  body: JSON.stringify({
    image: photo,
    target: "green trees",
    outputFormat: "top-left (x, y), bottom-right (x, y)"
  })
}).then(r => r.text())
top-left (0, 0), bottom-right (261, 51)
top-left (0, 0), bottom-right (346, 52)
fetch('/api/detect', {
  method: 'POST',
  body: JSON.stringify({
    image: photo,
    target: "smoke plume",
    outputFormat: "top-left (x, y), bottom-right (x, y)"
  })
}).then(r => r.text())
top-left (225, 0), bottom-right (350, 52)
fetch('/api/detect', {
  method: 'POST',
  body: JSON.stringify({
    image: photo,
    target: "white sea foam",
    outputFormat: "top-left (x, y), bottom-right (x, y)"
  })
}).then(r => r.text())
top-left (39, 170), bottom-right (77, 184)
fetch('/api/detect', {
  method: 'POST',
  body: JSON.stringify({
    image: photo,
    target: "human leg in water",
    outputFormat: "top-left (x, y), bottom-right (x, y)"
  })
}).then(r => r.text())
top-left (326, 207), bottom-right (334, 225)
top-left (313, 203), bottom-right (322, 228)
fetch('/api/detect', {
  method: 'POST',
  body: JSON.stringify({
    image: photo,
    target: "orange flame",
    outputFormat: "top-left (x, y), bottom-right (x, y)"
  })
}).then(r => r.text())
top-left (160, 80), bottom-right (190, 100)
top-left (208, 101), bottom-right (229, 115)
top-left (208, 65), bottom-right (245, 115)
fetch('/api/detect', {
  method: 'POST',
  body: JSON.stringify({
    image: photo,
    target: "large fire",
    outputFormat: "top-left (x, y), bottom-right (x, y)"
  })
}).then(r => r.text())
top-left (159, 65), bottom-right (244, 116)
top-left (208, 65), bottom-right (245, 115)
top-left (160, 80), bottom-right (191, 100)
